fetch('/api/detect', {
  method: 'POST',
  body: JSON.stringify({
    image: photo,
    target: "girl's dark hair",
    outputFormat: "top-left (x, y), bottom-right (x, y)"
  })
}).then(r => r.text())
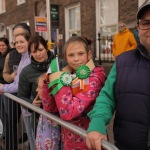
top-left (0, 37), bottom-right (10, 49)
top-left (63, 36), bottom-right (92, 59)
top-left (28, 35), bottom-right (47, 53)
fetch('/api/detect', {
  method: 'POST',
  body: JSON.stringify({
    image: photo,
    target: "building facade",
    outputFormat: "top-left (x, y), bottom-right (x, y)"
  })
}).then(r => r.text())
top-left (0, 0), bottom-right (145, 61)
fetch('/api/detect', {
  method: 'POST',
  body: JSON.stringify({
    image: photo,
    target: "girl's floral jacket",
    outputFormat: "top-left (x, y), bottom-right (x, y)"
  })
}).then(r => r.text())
top-left (42, 66), bottom-right (105, 149)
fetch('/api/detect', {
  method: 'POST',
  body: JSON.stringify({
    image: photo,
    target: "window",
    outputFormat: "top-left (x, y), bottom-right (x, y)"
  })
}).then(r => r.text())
top-left (65, 4), bottom-right (81, 40)
top-left (138, 0), bottom-right (146, 7)
top-left (99, 0), bottom-right (118, 36)
top-left (0, 0), bottom-right (6, 14)
top-left (17, 0), bottom-right (25, 5)
top-left (96, 0), bottom-right (118, 61)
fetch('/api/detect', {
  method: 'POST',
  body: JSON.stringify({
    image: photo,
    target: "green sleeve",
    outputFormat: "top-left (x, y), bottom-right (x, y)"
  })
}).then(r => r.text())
top-left (87, 62), bottom-right (116, 135)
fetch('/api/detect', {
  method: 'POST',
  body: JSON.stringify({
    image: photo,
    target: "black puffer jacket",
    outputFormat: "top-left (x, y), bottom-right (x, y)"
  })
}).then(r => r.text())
top-left (115, 44), bottom-right (150, 150)
top-left (18, 51), bottom-right (55, 103)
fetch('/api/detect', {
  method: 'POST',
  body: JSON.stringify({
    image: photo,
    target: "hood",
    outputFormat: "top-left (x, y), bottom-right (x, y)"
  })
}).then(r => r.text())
top-left (119, 28), bottom-right (130, 34)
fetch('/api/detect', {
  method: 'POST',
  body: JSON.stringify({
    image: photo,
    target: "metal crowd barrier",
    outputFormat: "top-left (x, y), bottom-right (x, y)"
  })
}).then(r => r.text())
top-left (0, 93), bottom-right (118, 150)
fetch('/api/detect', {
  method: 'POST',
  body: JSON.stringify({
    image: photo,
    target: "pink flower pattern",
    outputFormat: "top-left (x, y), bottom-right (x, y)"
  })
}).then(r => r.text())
top-left (36, 83), bottom-right (60, 150)
top-left (36, 115), bottom-right (60, 150)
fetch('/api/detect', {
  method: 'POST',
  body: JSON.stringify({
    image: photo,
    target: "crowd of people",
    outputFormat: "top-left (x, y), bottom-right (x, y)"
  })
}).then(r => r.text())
top-left (0, 1), bottom-right (150, 150)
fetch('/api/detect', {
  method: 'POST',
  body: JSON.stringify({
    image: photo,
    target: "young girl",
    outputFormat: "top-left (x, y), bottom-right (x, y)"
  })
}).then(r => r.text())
top-left (35, 74), bottom-right (60, 150)
top-left (47, 36), bottom-right (106, 149)
top-left (0, 32), bottom-right (31, 150)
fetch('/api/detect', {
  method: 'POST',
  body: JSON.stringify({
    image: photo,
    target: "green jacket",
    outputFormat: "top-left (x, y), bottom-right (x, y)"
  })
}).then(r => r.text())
top-left (87, 63), bottom-right (116, 135)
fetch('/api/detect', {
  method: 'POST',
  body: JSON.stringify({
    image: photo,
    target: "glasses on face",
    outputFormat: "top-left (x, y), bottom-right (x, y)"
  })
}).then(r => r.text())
top-left (137, 20), bottom-right (150, 30)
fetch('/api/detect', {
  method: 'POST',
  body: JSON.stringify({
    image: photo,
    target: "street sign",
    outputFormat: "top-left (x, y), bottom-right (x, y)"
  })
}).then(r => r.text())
top-left (35, 17), bottom-right (47, 32)
top-left (51, 5), bottom-right (59, 21)
top-left (51, 4), bottom-right (59, 27)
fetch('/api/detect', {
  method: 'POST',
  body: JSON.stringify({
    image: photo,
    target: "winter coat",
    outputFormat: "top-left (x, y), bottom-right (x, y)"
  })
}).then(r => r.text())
top-left (44, 66), bottom-right (105, 150)
top-left (18, 50), bottom-right (55, 103)
top-left (2, 51), bottom-right (30, 93)
top-left (112, 28), bottom-right (137, 57)
top-left (0, 51), bottom-right (10, 84)
top-left (3, 49), bottom-right (21, 83)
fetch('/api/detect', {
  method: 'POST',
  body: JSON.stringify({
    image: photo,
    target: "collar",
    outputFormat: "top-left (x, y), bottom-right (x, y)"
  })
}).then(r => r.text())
top-left (49, 59), bottom-right (95, 82)
top-left (31, 50), bottom-right (55, 71)
top-left (21, 51), bottom-right (29, 59)
top-left (138, 44), bottom-right (150, 60)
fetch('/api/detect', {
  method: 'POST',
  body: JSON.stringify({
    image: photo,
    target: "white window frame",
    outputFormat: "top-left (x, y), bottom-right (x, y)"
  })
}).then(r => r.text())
top-left (65, 3), bottom-right (81, 41)
top-left (0, 0), bottom-right (6, 14)
top-left (17, 0), bottom-right (25, 5)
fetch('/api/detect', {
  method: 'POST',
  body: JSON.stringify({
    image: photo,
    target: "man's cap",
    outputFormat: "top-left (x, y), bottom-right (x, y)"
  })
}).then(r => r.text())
top-left (137, 0), bottom-right (150, 19)
top-left (13, 23), bottom-right (31, 35)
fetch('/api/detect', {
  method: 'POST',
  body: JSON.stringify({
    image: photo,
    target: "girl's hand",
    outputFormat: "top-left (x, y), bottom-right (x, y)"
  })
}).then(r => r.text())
top-left (86, 131), bottom-right (107, 150)
top-left (32, 95), bottom-right (42, 107)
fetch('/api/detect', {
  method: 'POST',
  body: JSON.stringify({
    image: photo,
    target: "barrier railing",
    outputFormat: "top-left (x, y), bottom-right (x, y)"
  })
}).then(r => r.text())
top-left (0, 93), bottom-right (118, 150)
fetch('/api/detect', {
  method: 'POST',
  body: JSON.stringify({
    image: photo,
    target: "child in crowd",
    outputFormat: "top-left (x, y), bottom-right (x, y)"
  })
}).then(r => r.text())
top-left (47, 36), bottom-right (106, 149)
top-left (35, 74), bottom-right (60, 150)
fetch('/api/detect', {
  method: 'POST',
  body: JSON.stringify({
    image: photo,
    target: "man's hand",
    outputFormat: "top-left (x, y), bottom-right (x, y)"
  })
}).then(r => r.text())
top-left (86, 131), bottom-right (107, 150)
top-left (32, 95), bottom-right (42, 107)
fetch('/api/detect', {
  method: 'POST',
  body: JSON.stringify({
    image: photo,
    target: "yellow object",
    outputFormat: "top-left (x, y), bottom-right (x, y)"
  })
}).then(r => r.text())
top-left (47, 41), bottom-right (55, 50)
top-left (112, 28), bottom-right (137, 57)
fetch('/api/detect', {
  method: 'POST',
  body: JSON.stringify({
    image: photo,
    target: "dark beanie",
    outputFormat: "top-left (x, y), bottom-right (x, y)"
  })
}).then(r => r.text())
top-left (13, 23), bottom-right (31, 35)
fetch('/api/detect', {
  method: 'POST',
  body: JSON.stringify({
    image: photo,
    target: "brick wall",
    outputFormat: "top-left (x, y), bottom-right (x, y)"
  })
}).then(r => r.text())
top-left (51, 0), bottom-right (97, 58)
top-left (119, 0), bottom-right (138, 29)
top-left (0, 0), bottom-right (140, 58)
top-left (0, 0), bottom-right (35, 35)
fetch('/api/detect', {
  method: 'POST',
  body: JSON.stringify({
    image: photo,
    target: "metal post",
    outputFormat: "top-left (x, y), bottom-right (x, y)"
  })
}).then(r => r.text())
top-left (98, 32), bottom-right (101, 65)
top-left (34, 0), bottom-right (38, 16)
top-left (46, 0), bottom-right (51, 42)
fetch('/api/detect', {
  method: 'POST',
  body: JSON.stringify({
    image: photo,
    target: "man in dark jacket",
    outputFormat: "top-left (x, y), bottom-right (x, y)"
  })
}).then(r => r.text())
top-left (86, 1), bottom-right (150, 150)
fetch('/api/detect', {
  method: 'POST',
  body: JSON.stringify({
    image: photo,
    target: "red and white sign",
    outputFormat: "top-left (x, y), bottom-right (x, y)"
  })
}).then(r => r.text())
top-left (35, 17), bottom-right (47, 32)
